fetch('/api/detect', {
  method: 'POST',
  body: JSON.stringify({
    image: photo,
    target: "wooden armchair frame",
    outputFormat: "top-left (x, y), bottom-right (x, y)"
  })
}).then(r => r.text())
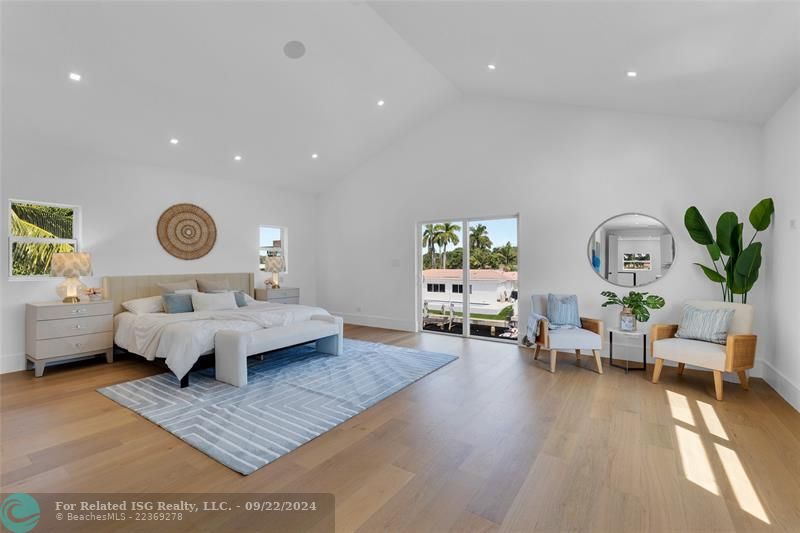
top-left (531, 317), bottom-right (603, 374)
top-left (650, 323), bottom-right (757, 401)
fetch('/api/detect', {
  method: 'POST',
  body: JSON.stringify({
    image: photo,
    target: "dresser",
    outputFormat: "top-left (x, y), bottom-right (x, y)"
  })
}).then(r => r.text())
top-left (25, 300), bottom-right (114, 377)
top-left (255, 287), bottom-right (300, 304)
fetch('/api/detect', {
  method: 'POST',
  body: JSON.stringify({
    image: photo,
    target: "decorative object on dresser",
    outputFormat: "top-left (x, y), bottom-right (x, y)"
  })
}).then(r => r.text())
top-left (50, 252), bottom-right (92, 303)
top-left (264, 256), bottom-right (285, 288)
top-left (255, 286), bottom-right (299, 304)
top-left (25, 300), bottom-right (113, 377)
top-left (156, 203), bottom-right (217, 260)
top-left (651, 300), bottom-right (756, 401)
top-left (600, 290), bottom-right (665, 332)
top-left (86, 287), bottom-right (103, 301)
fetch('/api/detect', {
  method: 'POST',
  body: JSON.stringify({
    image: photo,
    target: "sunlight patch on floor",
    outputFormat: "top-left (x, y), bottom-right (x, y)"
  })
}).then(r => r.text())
top-left (714, 443), bottom-right (771, 524)
top-left (697, 400), bottom-right (729, 440)
top-left (666, 389), bottom-right (695, 426)
top-left (675, 425), bottom-right (720, 495)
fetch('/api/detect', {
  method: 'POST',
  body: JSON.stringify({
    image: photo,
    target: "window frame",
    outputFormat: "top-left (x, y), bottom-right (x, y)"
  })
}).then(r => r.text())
top-left (8, 199), bottom-right (81, 281)
top-left (258, 225), bottom-right (288, 274)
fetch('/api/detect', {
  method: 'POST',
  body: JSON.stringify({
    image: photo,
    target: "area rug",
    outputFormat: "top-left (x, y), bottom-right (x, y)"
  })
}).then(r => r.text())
top-left (98, 339), bottom-right (456, 474)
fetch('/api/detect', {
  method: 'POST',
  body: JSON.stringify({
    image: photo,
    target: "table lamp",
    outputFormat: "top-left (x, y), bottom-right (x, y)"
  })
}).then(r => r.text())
top-left (51, 252), bottom-right (92, 303)
top-left (265, 256), bottom-right (285, 289)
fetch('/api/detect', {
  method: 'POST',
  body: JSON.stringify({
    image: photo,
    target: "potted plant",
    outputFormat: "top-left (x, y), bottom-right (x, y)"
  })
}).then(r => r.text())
top-left (684, 198), bottom-right (774, 303)
top-left (601, 291), bottom-right (665, 332)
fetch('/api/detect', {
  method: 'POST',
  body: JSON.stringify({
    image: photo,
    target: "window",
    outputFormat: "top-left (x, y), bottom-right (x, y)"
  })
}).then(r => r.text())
top-left (623, 252), bottom-right (652, 271)
top-left (426, 283), bottom-right (445, 293)
top-left (453, 284), bottom-right (463, 294)
top-left (259, 225), bottom-right (287, 272)
top-left (9, 200), bottom-right (79, 278)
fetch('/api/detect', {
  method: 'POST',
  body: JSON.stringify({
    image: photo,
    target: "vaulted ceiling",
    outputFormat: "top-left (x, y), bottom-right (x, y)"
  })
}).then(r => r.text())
top-left (3, 2), bottom-right (799, 192)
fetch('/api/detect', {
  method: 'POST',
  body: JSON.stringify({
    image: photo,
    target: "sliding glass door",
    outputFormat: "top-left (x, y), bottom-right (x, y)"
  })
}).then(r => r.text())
top-left (419, 216), bottom-right (518, 342)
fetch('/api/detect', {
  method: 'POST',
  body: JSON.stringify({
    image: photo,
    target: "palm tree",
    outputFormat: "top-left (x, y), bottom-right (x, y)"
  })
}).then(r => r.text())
top-left (496, 241), bottom-right (517, 270)
top-left (469, 224), bottom-right (493, 251)
top-left (436, 223), bottom-right (460, 268)
top-left (422, 224), bottom-right (441, 268)
top-left (11, 203), bottom-right (74, 276)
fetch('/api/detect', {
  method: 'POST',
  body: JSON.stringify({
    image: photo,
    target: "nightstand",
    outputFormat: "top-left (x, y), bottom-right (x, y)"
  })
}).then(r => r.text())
top-left (25, 300), bottom-right (114, 377)
top-left (255, 287), bottom-right (299, 304)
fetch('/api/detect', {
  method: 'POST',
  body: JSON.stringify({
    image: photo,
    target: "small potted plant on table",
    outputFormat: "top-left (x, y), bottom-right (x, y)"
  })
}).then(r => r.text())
top-left (601, 290), bottom-right (665, 332)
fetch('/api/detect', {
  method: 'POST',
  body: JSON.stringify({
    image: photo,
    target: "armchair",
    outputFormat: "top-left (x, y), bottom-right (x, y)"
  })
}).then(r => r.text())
top-left (651, 300), bottom-right (756, 401)
top-left (527, 294), bottom-right (604, 374)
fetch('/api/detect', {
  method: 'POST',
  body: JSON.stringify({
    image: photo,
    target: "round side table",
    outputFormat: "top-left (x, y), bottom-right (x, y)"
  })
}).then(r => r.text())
top-left (608, 328), bottom-right (647, 373)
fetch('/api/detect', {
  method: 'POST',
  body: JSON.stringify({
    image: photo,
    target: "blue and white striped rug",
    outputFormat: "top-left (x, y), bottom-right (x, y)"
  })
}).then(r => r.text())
top-left (98, 339), bottom-right (456, 474)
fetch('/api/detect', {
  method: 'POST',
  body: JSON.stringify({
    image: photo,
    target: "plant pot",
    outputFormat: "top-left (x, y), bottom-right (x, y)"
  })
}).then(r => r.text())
top-left (619, 307), bottom-right (637, 332)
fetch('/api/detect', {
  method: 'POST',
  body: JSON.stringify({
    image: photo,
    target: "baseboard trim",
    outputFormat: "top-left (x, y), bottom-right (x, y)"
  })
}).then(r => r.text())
top-left (1, 352), bottom-right (27, 374)
top-left (760, 360), bottom-right (800, 413)
top-left (332, 312), bottom-right (414, 332)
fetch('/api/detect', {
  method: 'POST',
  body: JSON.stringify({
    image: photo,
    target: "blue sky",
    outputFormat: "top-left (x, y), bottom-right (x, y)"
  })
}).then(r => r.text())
top-left (259, 226), bottom-right (281, 246)
top-left (421, 217), bottom-right (517, 250)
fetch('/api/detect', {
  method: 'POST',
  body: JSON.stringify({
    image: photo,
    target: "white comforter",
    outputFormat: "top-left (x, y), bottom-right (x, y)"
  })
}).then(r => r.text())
top-left (117, 302), bottom-right (330, 379)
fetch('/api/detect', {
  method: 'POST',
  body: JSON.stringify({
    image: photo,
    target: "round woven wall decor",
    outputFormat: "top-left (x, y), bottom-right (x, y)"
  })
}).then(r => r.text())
top-left (156, 203), bottom-right (217, 260)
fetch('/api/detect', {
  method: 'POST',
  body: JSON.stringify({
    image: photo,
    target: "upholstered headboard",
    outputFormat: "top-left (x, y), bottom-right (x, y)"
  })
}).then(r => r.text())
top-left (102, 272), bottom-right (255, 315)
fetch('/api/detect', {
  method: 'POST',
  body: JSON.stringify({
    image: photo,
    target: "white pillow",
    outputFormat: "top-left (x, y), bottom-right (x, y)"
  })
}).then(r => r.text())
top-left (122, 295), bottom-right (164, 314)
top-left (191, 291), bottom-right (237, 312)
top-left (242, 293), bottom-right (257, 305)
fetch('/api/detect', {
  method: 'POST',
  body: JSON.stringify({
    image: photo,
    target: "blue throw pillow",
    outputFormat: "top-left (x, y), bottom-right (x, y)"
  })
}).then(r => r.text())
top-left (676, 305), bottom-right (734, 344)
top-left (547, 293), bottom-right (581, 328)
top-left (162, 293), bottom-right (194, 314)
top-left (234, 291), bottom-right (247, 308)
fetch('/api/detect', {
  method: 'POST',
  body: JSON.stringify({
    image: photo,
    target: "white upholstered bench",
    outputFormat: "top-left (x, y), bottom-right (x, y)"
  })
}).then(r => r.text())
top-left (214, 314), bottom-right (343, 387)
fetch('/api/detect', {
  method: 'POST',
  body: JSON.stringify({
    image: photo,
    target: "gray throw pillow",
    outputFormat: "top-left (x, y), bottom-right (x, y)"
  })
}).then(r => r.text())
top-left (234, 291), bottom-right (247, 307)
top-left (162, 293), bottom-right (194, 314)
top-left (676, 305), bottom-right (734, 344)
top-left (158, 279), bottom-right (198, 294)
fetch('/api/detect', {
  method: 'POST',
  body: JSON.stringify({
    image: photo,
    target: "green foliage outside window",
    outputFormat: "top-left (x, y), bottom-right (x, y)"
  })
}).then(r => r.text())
top-left (10, 202), bottom-right (76, 276)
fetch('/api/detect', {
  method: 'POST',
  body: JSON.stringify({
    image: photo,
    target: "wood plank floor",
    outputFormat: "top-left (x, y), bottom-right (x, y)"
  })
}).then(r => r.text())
top-left (2, 325), bottom-right (800, 532)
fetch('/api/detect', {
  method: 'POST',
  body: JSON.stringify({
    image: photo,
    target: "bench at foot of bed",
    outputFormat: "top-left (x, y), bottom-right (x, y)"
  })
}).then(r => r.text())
top-left (212, 314), bottom-right (344, 387)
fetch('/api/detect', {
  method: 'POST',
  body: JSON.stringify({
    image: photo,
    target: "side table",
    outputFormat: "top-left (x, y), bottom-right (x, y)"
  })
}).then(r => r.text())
top-left (608, 328), bottom-right (647, 373)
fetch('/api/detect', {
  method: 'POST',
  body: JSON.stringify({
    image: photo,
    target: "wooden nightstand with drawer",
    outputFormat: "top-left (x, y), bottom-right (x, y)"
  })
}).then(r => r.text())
top-left (255, 287), bottom-right (300, 304)
top-left (25, 300), bottom-right (114, 377)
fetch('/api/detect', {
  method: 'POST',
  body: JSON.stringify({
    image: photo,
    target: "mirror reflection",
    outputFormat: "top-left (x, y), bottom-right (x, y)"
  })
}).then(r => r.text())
top-left (588, 213), bottom-right (675, 287)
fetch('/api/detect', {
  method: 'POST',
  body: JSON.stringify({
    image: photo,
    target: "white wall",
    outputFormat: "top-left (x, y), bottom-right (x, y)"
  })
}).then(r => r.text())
top-left (762, 86), bottom-right (800, 410)
top-left (316, 97), bottom-right (768, 368)
top-left (0, 137), bottom-right (318, 372)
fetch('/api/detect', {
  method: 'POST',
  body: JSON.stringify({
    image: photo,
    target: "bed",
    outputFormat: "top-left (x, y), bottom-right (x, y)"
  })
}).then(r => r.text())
top-left (103, 273), bottom-right (343, 387)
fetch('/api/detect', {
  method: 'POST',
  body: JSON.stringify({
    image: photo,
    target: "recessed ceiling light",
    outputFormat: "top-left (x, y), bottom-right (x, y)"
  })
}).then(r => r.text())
top-left (311, 153), bottom-right (319, 159)
top-left (169, 138), bottom-right (179, 145)
top-left (487, 64), bottom-right (496, 71)
top-left (627, 71), bottom-right (638, 78)
top-left (68, 72), bottom-right (81, 82)
top-left (283, 40), bottom-right (306, 59)
top-left (377, 99), bottom-right (385, 107)
top-left (234, 155), bottom-right (242, 161)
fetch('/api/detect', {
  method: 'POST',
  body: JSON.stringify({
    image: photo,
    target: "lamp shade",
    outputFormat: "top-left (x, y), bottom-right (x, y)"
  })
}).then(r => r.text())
top-left (264, 256), bottom-right (285, 274)
top-left (51, 252), bottom-right (92, 277)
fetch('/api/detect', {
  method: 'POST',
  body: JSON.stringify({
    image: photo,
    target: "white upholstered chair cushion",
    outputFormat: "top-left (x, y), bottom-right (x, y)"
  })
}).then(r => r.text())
top-left (652, 337), bottom-right (727, 371)
top-left (548, 328), bottom-right (602, 350)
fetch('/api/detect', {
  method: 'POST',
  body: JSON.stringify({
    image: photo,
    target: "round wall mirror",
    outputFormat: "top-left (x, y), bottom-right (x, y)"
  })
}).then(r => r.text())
top-left (587, 213), bottom-right (675, 288)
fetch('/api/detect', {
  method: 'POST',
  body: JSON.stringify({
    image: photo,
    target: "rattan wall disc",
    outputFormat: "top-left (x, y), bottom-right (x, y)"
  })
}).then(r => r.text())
top-left (156, 203), bottom-right (217, 260)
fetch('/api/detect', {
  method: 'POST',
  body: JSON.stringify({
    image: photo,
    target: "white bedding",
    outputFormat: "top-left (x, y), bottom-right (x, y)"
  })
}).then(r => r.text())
top-left (114, 302), bottom-right (330, 379)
